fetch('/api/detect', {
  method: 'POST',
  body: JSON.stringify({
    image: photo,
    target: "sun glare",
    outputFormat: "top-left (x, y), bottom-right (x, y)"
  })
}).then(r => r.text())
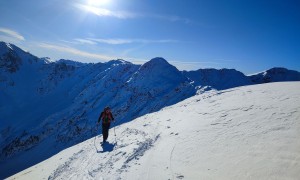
top-left (88, 0), bottom-right (110, 6)
top-left (83, 5), bottom-right (111, 16)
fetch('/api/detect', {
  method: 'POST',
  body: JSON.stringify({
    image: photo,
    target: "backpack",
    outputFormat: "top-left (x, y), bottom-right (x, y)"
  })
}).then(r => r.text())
top-left (102, 112), bottom-right (112, 124)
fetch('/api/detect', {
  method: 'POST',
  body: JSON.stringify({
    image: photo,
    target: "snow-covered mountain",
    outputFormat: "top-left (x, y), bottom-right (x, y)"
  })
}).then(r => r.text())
top-left (1, 41), bottom-right (300, 179)
top-left (183, 68), bottom-right (252, 90)
top-left (249, 67), bottom-right (300, 84)
top-left (0, 42), bottom-right (195, 178)
top-left (9, 82), bottom-right (300, 180)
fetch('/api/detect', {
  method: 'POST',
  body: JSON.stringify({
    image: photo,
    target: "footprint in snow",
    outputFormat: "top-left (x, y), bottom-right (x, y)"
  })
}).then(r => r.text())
top-left (176, 174), bottom-right (184, 179)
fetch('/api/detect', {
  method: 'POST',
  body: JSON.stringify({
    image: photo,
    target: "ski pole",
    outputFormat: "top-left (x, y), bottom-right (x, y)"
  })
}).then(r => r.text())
top-left (94, 123), bottom-right (98, 146)
top-left (113, 121), bottom-right (117, 145)
top-left (95, 123), bottom-right (99, 139)
top-left (114, 123), bottom-right (116, 137)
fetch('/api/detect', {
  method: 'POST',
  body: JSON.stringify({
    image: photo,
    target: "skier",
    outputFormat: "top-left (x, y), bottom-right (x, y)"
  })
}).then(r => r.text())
top-left (97, 106), bottom-right (114, 144)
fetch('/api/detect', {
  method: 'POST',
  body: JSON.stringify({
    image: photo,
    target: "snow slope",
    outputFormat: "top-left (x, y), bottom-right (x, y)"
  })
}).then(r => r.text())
top-left (9, 82), bottom-right (300, 180)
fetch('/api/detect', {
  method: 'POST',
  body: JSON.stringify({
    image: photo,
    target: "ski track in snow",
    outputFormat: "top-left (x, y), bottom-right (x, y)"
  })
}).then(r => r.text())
top-left (39, 126), bottom-right (161, 180)
top-left (9, 82), bottom-right (300, 180)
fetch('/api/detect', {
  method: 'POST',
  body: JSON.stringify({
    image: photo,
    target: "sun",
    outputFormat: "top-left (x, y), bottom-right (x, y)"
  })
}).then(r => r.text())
top-left (88, 0), bottom-right (110, 6)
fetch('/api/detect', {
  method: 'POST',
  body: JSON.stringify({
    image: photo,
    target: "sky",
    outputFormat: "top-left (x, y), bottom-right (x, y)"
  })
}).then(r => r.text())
top-left (0, 0), bottom-right (299, 74)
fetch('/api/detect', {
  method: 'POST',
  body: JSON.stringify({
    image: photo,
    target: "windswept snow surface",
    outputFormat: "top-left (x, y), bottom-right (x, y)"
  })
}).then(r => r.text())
top-left (9, 82), bottom-right (300, 180)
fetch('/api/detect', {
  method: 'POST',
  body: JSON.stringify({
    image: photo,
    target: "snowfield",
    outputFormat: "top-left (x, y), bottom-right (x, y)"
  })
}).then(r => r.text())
top-left (9, 82), bottom-right (300, 180)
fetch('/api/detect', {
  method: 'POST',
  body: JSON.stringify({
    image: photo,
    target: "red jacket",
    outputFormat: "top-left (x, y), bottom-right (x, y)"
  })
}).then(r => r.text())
top-left (98, 111), bottom-right (114, 124)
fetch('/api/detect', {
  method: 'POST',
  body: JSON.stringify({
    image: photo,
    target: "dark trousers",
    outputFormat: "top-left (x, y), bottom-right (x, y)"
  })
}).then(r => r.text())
top-left (102, 123), bottom-right (110, 142)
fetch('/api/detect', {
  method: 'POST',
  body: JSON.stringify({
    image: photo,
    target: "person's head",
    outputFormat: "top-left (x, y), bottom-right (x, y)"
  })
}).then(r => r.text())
top-left (104, 106), bottom-right (110, 113)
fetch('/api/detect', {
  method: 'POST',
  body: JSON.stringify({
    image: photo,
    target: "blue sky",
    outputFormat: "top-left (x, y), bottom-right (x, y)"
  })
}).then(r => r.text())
top-left (0, 0), bottom-right (299, 74)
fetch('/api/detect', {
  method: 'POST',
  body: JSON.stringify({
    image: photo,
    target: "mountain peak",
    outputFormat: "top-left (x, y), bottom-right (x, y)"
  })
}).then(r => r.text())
top-left (0, 41), bottom-right (25, 54)
top-left (146, 57), bottom-right (169, 66)
top-left (105, 59), bottom-right (131, 66)
top-left (183, 68), bottom-right (251, 90)
top-left (57, 59), bottom-right (85, 67)
top-left (140, 57), bottom-right (177, 72)
top-left (265, 67), bottom-right (290, 74)
top-left (249, 67), bottom-right (300, 83)
top-left (40, 57), bottom-right (53, 64)
top-left (0, 42), bottom-right (46, 73)
top-left (0, 41), bottom-right (13, 54)
top-left (128, 57), bottom-right (188, 89)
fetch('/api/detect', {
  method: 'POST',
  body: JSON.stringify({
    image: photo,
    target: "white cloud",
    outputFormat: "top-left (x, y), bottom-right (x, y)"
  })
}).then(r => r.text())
top-left (0, 28), bottom-right (25, 41)
top-left (74, 38), bottom-right (97, 45)
top-left (38, 43), bottom-right (115, 61)
top-left (76, 4), bottom-right (191, 23)
top-left (33, 42), bottom-right (222, 71)
top-left (88, 38), bottom-right (132, 45)
top-left (77, 4), bottom-right (136, 19)
top-left (60, 38), bottom-right (178, 45)
top-left (88, 38), bottom-right (178, 45)
top-left (135, 39), bottom-right (179, 44)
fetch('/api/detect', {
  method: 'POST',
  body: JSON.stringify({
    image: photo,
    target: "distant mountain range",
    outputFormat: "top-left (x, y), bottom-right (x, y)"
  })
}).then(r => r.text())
top-left (0, 41), bottom-right (299, 178)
